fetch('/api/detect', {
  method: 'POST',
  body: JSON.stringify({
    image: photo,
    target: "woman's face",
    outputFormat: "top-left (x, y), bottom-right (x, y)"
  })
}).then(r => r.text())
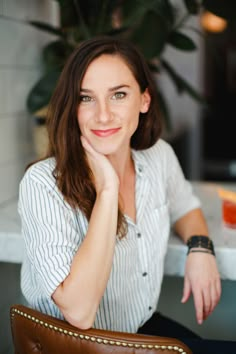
top-left (77, 54), bottom-right (150, 156)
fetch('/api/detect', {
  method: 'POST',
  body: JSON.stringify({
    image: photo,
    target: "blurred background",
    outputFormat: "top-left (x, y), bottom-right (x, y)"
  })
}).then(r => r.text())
top-left (0, 0), bottom-right (236, 353)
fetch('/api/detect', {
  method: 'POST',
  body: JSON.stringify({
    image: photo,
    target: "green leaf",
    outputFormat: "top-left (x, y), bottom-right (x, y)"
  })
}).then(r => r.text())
top-left (121, 0), bottom-right (150, 27)
top-left (42, 40), bottom-right (74, 70)
top-left (58, 0), bottom-right (120, 38)
top-left (183, 0), bottom-right (200, 15)
top-left (28, 21), bottom-right (63, 36)
top-left (130, 11), bottom-right (169, 59)
top-left (151, 0), bottom-right (175, 28)
top-left (95, 0), bottom-right (120, 34)
top-left (122, 0), bottom-right (174, 30)
top-left (162, 59), bottom-right (206, 103)
top-left (202, 0), bottom-right (236, 21)
top-left (27, 71), bottom-right (61, 113)
top-left (168, 31), bottom-right (197, 51)
top-left (56, 0), bottom-right (80, 28)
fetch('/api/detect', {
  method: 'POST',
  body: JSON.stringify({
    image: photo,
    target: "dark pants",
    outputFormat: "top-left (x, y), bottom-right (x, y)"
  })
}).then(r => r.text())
top-left (138, 312), bottom-right (200, 339)
top-left (138, 312), bottom-right (236, 354)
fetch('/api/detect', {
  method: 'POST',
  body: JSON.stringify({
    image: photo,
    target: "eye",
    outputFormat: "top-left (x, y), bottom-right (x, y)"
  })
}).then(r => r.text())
top-left (79, 95), bottom-right (93, 103)
top-left (112, 92), bottom-right (126, 100)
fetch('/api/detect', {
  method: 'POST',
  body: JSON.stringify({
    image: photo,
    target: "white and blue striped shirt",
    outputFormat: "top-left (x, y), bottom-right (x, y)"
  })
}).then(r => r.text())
top-left (18, 139), bottom-right (200, 333)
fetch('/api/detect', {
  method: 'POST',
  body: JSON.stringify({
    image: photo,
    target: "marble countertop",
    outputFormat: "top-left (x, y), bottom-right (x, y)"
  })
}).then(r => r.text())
top-left (0, 200), bottom-right (23, 263)
top-left (1, 182), bottom-right (236, 279)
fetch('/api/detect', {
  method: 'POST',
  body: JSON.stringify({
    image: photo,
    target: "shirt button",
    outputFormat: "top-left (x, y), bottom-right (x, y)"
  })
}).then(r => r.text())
top-left (148, 306), bottom-right (152, 311)
top-left (138, 166), bottom-right (143, 173)
top-left (137, 232), bottom-right (141, 238)
top-left (142, 272), bottom-right (147, 277)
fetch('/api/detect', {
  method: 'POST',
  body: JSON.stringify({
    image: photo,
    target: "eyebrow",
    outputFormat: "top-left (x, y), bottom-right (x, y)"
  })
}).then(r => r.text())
top-left (80, 84), bottom-right (130, 93)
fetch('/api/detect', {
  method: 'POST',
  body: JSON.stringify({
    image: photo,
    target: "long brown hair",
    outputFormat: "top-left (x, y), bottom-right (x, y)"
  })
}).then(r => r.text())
top-left (44, 37), bottom-right (162, 237)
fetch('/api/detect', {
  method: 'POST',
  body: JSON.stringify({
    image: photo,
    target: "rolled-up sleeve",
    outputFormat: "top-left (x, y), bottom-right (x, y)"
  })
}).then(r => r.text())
top-left (165, 144), bottom-right (201, 224)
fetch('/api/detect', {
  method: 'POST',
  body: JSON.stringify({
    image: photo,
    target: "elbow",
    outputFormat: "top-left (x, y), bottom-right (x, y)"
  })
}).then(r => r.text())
top-left (52, 285), bottom-right (98, 329)
top-left (62, 308), bottom-right (96, 330)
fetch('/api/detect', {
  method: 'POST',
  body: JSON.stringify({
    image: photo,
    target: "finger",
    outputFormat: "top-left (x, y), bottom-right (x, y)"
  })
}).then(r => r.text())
top-left (207, 277), bottom-right (221, 316)
top-left (181, 277), bottom-right (191, 303)
top-left (192, 287), bottom-right (204, 324)
top-left (202, 285), bottom-right (211, 320)
top-left (208, 286), bottom-right (216, 316)
top-left (211, 278), bottom-right (221, 311)
top-left (215, 277), bottom-right (222, 300)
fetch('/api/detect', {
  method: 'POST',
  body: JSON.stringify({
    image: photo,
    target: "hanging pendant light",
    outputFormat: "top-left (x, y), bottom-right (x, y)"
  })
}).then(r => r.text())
top-left (201, 11), bottom-right (227, 33)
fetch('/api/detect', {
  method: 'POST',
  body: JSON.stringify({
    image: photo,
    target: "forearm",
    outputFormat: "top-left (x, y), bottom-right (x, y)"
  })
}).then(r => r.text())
top-left (53, 189), bottom-right (118, 328)
top-left (173, 208), bottom-right (209, 243)
top-left (179, 209), bottom-right (221, 324)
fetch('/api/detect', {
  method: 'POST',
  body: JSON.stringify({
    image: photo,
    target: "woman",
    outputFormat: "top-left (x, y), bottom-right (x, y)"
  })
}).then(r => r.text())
top-left (19, 37), bottom-right (221, 340)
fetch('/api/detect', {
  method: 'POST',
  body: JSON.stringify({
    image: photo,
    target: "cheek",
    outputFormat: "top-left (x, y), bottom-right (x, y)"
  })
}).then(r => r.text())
top-left (132, 116), bottom-right (140, 133)
top-left (126, 110), bottom-right (140, 133)
top-left (77, 108), bottom-right (89, 132)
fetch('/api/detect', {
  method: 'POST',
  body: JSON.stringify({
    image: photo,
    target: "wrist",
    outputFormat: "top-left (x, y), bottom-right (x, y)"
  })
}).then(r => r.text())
top-left (186, 235), bottom-right (215, 256)
top-left (97, 188), bottom-right (119, 200)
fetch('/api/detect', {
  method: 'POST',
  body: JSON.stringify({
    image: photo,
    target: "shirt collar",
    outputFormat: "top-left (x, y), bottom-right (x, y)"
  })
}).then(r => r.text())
top-left (131, 149), bottom-right (147, 177)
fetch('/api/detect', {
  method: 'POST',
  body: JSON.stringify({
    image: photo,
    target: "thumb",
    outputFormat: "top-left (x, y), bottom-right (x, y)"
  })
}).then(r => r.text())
top-left (181, 277), bottom-right (191, 303)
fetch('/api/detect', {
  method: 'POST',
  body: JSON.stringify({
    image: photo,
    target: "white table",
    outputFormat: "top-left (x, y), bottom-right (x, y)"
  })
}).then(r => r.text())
top-left (1, 182), bottom-right (236, 279)
top-left (165, 182), bottom-right (236, 280)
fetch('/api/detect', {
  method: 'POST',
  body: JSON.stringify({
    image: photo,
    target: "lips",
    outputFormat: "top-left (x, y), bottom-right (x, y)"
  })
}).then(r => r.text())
top-left (91, 128), bottom-right (121, 137)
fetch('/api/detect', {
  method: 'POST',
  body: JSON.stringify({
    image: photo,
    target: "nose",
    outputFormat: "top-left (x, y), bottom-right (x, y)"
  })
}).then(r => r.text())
top-left (96, 100), bottom-right (113, 123)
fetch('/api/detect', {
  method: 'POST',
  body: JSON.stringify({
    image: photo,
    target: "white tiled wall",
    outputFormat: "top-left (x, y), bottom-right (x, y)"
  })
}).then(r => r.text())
top-left (0, 2), bottom-right (59, 352)
top-left (0, 0), bottom-right (59, 204)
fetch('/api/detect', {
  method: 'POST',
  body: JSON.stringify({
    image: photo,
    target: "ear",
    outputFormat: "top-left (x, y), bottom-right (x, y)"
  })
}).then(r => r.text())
top-left (140, 88), bottom-right (151, 113)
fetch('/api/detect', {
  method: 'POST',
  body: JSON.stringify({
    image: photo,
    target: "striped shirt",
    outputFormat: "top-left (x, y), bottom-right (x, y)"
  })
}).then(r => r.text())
top-left (18, 139), bottom-right (200, 333)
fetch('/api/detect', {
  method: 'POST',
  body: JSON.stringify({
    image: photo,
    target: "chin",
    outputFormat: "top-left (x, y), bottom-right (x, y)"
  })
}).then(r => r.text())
top-left (89, 138), bottom-right (123, 156)
top-left (96, 146), bottom-right (118, 156)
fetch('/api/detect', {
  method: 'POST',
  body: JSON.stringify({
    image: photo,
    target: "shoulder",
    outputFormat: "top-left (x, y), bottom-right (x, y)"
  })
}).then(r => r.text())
top-left (21, 158), bottom-right (56, 190)
top-left (18, 158), bottom-right (71, 213)
top-left (19, 158), bottom-right (63, 204)
top-left (133, 139), bottom-right (176, 167)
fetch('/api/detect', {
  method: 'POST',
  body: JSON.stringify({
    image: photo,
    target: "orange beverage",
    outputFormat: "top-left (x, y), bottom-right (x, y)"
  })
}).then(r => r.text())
top-left (222, 200), bottom-right (236, 229)
top-left (218, 188), bottom-right (236, 229)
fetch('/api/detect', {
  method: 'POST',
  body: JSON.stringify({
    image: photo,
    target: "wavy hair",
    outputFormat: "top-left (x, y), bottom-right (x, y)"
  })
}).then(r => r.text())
top-left (43, 37), bottom-right (162, 238)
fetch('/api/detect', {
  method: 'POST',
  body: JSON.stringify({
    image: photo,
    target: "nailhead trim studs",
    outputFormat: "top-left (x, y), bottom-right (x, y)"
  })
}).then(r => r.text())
top-left (11, 308), bottom-right (187, 353)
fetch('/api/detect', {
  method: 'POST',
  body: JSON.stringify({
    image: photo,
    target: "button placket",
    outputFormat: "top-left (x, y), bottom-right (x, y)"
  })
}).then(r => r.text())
top-left (136, 228), bottom-right (149, 282)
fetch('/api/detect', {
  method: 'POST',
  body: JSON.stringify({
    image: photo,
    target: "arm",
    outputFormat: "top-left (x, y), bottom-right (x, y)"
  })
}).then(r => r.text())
top-left (174, 208), bottom-right (208, 242)
top-left (173, 208), bottom-right (221, 325)
top-left (53, 137), bottom-right (120, 329)
top-left (163, 142), bottom-right (221, 325)
top-left (53, 189), bottom-right (118, 329)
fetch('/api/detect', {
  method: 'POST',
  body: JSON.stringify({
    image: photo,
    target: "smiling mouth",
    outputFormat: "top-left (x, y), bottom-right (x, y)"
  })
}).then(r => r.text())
top-left (91, 128), bottom-right (121, 137)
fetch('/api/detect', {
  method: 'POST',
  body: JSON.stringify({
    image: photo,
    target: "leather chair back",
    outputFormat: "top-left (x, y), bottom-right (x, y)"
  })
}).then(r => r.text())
top-left (10, 304), bottom-right (192, 354)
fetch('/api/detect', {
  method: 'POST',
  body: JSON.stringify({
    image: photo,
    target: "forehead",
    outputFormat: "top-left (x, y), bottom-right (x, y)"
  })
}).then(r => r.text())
top-left (81, 54), bottom-right (136, 84)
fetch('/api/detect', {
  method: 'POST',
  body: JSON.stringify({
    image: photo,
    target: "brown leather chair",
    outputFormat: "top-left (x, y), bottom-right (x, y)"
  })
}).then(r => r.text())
top-left (10, 304), bottom-right (192, 354)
